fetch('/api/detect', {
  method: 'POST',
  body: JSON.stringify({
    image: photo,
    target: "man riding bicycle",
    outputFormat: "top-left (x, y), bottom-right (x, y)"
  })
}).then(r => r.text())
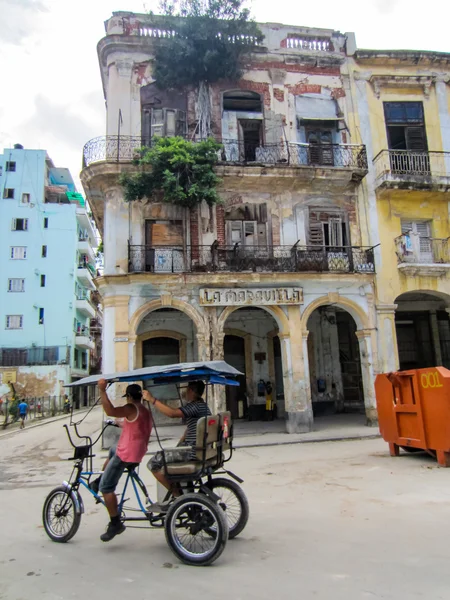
top-left (95, 379), bottom-right (152, 542)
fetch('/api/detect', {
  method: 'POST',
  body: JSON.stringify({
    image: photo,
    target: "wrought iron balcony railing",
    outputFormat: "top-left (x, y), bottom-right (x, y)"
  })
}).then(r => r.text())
top-left (128, 244), bottom-right (376, 274)
top-left (374, 150), bottom-right (450, 181)
top-left (0, 346), bottom-right (70, 367)
top-left (394, 235), bottom-right (450, 264)
top-left (82, 135), bottom-right (368, 171)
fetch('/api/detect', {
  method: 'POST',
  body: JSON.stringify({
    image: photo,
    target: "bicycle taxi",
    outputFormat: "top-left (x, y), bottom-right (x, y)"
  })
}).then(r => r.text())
top-left (42, 361), bottom-right (249, 566)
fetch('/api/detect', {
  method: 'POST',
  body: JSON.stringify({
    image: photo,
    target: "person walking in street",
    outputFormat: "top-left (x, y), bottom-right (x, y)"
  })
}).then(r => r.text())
top-left (18, 400), bottom-right (28, 429)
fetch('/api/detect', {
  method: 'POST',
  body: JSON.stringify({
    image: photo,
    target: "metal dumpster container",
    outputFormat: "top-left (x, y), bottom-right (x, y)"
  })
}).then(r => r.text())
top-left (375, 367), bottom-right (450, 467)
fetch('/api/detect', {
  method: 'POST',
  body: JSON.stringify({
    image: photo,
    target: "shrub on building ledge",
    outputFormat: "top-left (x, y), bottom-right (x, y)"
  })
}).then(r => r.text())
top-left (119, 136), bottom-right (222, 207)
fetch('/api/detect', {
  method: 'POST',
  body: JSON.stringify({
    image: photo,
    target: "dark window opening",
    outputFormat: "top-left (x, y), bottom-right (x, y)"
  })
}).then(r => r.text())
top-left (223, 90), bottom-right (262, 112)
top-left (4, 188), bottom-right (14, 199)
top-left (40, 274), bottom-right (46, 287)
top-left (6, 161), bottom-right (16, 172)
top-left (239, 119), bottom-right (262, 161)
top-left (38, 308), bottom-right (44, 324)
top-left (42, 245), bottom-right (47, 258)
top-left (13, 218), bottom-right (28, 231)
top-left (384, 102), bottom-right (429, 174)
top-left (44, 217), bottom-right (48, 229)
top-left (306, 128), bottom-right (334, 166)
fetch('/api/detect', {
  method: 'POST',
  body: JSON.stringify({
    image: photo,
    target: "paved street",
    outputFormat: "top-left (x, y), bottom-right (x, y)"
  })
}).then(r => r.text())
top-left (1, 411), bottom-right (450, 599)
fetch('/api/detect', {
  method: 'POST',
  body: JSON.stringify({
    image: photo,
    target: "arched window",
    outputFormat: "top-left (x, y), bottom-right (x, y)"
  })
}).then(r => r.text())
top-left (223, 90), bottom-right (262, 113)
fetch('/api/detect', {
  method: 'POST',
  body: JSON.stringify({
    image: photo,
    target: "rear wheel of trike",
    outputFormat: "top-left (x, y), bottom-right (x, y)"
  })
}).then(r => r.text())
top-left (43, 486), bottom-right (81, 542)
top-left (164, 493), bottom-right (228, 566)
top-left (203, 477), bottom-right (249, 539)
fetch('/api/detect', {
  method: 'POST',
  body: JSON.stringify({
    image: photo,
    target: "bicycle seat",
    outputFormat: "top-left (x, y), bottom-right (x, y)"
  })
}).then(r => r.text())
top-left (125, 463), bottom-right (140, 471)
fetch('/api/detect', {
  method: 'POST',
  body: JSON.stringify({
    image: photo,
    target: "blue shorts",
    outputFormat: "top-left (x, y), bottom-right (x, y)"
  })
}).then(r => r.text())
top-left (99, 445), bottom-right (135, 494)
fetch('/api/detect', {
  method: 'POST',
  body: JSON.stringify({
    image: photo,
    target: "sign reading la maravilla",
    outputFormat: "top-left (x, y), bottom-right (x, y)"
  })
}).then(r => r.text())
top-left (199, 288), bottom-right (303, 306)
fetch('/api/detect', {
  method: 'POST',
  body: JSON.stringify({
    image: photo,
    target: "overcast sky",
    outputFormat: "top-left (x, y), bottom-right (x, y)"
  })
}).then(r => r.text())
top-left (0, 0), bottom-right (447, 191)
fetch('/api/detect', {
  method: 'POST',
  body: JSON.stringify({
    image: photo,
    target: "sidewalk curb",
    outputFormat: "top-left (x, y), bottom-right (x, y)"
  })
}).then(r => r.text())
top-left (234, 433), bottom-right (381, 449)
top-left (126, 431), bottom-right (382, 459)
top-left (0, 406), bottom-right (100, 439)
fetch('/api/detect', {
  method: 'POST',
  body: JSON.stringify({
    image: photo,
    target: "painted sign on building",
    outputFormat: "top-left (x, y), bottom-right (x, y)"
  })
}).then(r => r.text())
top-left (199, 288), bottom-right (303, 306)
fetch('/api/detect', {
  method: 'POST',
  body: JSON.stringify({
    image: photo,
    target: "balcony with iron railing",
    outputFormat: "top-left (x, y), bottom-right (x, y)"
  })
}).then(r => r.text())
top-left (0, 346), bottom-right (70, 367)
top-left (373, 150), bottom-right (450, 192)
top-left (128, 243), bottom-right (376, 275)
top-left (82, 135), bottom-right (368, 178)
top-left (394, 233), bottom-right (450, 277)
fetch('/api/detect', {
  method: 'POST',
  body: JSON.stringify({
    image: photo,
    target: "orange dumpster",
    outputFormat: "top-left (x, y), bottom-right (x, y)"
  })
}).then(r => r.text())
top-left (375, 367), bottom-right (450, 467)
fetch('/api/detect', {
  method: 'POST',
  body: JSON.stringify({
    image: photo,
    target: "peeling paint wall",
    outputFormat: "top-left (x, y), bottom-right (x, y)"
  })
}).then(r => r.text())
top-left (0, 365), bottom-right (70, 399)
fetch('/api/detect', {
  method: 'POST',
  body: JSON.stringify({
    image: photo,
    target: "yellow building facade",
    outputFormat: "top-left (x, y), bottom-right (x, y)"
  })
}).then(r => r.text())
top-left (349, 51), bottom-right (450, 375)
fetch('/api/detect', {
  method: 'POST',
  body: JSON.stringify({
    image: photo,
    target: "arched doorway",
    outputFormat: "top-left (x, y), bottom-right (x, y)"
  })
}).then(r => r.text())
top-left (395, 291), bottom-right (450, 370)
top-left (136, 307), bottom-right (197, 423)
top-left (307, 306), bottom-right (364, 416)
top-left (222, 307), bottom-right (284, 420)
top-left (224, 334), bottom-right (247, 419)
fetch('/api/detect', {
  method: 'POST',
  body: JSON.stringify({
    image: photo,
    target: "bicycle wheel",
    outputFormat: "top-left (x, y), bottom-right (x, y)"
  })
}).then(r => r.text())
top-left (43, 486), bottom-right (81, 543)
top-left (204, 477), bottom-right (249, 539)
top-left (165, 493), bottom-right (228, 566)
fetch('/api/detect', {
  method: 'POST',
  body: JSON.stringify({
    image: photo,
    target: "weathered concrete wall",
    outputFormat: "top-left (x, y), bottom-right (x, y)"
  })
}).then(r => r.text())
top-left (0, 365), bottom-right (70, 399)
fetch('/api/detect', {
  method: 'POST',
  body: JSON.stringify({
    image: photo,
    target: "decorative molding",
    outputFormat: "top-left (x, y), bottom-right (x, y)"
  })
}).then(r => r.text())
top-left (369, 74), bottom-right (436, 99)
top-left (327, 292), bottom-right (340, 303)
top-left (160, 294), bottom-right (172, 307)
top-left (397, 263), bottom-right (450, 277)
top-left (376, 304), bottom-right (398, 314)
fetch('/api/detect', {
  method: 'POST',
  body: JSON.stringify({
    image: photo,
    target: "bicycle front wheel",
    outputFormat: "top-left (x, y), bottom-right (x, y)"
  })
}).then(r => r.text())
top-left (43, 486), bottom-right (81, 543)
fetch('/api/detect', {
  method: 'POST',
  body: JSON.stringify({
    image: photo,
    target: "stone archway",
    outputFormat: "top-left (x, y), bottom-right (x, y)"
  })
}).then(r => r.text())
top-left (302, 295), bottom-right (376, 425)
top-left (129, 297), bottom-right (209, 361)
top-left (394, 291), bottom-right (450, 370)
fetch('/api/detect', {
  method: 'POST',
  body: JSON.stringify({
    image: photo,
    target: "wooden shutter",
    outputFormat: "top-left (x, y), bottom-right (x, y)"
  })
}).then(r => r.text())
top-left (227, 221), bottom-right (243, 245)
top-left (401, 221), bottom-right (413, 234)
top-left (308, 211), bottom-right (324, 246)
top-left (151, 109), bottom-right (164, 137)
top-left (405, 126), bottom-right (427, 151)
top-left (328, 217), bottom-right (343, 247)
top-left (165, 109), bottom-right (176, 137)
top-left (150, 221), bottom-right (183, 246)
top-left (415, 221), bottom-right (432, 257)
top-left (176, 110), bottom-right (187, 137)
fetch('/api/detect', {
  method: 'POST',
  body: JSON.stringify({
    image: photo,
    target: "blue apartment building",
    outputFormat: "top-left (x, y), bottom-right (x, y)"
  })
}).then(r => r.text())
top-left (0, 144), bottom-right (98, 405)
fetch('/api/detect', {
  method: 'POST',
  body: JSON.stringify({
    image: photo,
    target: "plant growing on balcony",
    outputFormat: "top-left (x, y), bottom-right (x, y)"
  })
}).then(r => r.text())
top-left (150, 0), bottom-right (263, 138)
top-left (119, 136), bottom-right (222, 207)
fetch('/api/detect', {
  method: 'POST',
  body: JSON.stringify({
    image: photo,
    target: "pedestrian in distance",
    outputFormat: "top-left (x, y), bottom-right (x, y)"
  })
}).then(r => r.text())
top-left (18, 400), bottom-right (28, 429)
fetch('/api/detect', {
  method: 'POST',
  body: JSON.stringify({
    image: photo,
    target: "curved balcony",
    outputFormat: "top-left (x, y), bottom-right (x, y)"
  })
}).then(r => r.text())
top-left (82, 135), bottom-right (368, 174)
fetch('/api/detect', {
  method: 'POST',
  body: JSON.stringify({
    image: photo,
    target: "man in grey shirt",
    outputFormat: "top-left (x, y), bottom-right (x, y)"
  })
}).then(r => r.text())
top-left (145, 380), bottom-right (211, 496)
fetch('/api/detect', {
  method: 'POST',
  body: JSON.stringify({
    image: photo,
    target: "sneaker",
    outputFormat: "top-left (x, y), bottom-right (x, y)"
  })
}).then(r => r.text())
top-left (100, 520), bottom-right (126, 542)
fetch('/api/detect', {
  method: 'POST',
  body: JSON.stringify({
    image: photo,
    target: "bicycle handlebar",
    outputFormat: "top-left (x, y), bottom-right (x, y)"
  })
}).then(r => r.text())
top-left (63, 421), bottom-right (118, 450)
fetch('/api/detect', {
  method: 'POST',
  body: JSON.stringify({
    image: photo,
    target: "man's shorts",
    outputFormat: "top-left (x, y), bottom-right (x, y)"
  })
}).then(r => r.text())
top-left (99, 445), bottom-right (135, 494)
top-left (147, 448), bottom-right (192, 473)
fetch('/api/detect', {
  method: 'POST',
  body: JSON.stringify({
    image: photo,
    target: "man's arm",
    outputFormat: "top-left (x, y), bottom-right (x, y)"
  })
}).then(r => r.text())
top-left (142, 390), bottom-right (183, 419)
top-left (98, 379), bottom-right (136, 420)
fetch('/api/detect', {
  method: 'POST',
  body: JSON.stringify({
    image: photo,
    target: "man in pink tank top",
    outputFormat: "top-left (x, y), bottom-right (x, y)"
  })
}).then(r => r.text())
top-left (94, 379), bottom-right (152, 542)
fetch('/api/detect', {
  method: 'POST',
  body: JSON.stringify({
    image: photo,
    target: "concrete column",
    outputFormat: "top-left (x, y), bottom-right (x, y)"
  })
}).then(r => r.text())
top-left (376, 304), bottom-right (399, 373)
top-left (435, 77), bottom-right (450, 175)
top-left (196, 332), bottom-right (210, 362)
top-left (284, 307), bottom-right (313, 433)
top-left (356, 329), bottom-right (378, 426)
top-left (429, 310), bottom-right (443, 366)
top-left (104, 187), bottom-right (130, 275)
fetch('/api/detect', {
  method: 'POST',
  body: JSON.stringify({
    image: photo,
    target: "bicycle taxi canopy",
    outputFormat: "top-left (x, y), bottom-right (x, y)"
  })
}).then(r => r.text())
top-left (64, 360), bottom-right (242, 388)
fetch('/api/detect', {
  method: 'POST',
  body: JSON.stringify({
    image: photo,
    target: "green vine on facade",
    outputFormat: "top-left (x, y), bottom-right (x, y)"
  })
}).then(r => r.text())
top-left (119, 136), bottom-right (223, 207)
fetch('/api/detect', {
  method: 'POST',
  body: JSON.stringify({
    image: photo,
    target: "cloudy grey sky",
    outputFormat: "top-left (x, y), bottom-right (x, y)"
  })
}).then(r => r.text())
top-left (0, 0), bottom-right (447, 191)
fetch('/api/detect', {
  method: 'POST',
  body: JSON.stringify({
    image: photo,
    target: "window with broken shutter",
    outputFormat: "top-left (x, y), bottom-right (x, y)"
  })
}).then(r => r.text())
top-left (401, 220), bottom-right (432, 260)
top-left (308, 210), bottom-right (348, 248)
top-left (150, 108), bottom-right (186, 138)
